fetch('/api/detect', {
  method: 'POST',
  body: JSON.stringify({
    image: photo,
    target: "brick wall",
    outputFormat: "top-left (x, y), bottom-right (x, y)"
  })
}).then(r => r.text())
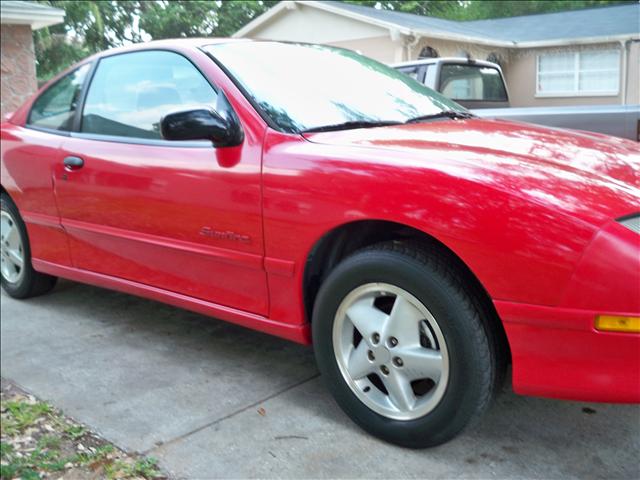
top-left (1, 24), bottom-right (37, 119)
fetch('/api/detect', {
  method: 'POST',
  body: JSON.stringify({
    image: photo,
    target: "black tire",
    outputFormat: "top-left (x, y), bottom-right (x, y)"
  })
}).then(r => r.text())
top-left (1, 192), bottom-right (57, 298)
top-left (312, 241), bottom-right (498, 448)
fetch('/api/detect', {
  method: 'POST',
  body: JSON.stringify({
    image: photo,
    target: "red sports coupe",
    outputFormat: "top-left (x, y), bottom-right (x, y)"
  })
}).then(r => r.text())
top-left (1, 39), bottom-right (639, 447)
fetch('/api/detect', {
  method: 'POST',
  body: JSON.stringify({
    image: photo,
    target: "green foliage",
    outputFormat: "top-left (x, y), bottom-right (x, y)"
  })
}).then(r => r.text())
top-left (36, 434), bottom-right (62, 450)
top-left (104, 456), bottom-right (161, 479)
top-left (2, 400), bottom-right (53, 435)
top-left (64, 423), bottom-right (87, 440)
top-left (0, 438), bottom-right (67, 478)
top-left (138, 0), bottom-right (278, 39)
top-left (73, 444), bottom-right (115, 466)
top-left (344, 0), bottom-right (461, 17)
top-left (34, 0), bottom-right (635, 81)
top-left (1, 393), bottom-right (161, 479)
top-left (0, 441), bottom-right (14, 459)
top-left (216, 0), bottom-right (280, 36)
top-left (34, 0), bottom-right (141, 82)
top-left (138, 1), bottom-right (219, 38)
top-left (34, 0), bottom-right (276, 82)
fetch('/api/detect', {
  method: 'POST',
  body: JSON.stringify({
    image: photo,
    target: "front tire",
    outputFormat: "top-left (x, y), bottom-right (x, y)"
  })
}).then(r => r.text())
top-left (312, 242), bottom-right (497, 448)
top-left (1, 192), bottom-right (57, 298)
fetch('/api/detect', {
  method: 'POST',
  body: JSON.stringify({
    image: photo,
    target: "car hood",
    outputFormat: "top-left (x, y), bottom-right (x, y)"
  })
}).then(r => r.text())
top-left (303, 118), bottom-right (640, 227)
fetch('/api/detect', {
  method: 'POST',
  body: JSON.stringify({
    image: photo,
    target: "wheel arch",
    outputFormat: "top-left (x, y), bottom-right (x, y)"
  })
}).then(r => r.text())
top-left (302, 219), bottom-right (511, 363)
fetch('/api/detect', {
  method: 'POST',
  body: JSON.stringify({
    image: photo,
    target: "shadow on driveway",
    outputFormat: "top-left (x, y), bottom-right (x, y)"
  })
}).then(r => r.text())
top-left (1, 280), bottom-right (638, 479)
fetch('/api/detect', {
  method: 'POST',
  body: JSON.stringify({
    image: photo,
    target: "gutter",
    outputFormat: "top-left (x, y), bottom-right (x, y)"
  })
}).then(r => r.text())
top-left (404, 30), bottom-right (639, 49)
top-left (297, 0), bottom-right (640, 49)
top-left (234, 0), bottom-right (639, 52)
top-left (0, 4), bottom-right (65, 30)
top-left (514, 33), bottom-right (640, 49)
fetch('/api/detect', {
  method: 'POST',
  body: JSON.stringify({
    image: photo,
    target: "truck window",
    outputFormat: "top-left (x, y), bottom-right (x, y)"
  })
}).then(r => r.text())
top-left (397, 65), bottom-right (423, 82)
top-left (440, 64), bottom-right (507, 102)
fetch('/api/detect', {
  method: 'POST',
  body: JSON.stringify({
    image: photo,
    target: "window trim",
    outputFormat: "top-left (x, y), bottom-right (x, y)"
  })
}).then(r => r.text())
top-left (69, 131), bottom-right (212, 148)
top-left (77, 48), bottom-right (222, 145)
top-left (27, 48), bottom-right (227, 148)
top-left (535, 49), bottom-right (620, 98)
top-left (71, 59), bottom-right (99, 132)
top-left (397, 65), bottom-right (426, 84)
top-left (436, 62), bottom-right (508, 103)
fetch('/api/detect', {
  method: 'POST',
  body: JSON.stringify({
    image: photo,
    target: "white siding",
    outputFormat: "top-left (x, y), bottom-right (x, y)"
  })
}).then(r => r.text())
top-left (247, 4), bottom-right (389, 43)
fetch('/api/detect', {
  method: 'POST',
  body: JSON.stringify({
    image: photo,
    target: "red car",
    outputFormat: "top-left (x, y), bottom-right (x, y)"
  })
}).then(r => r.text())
top-left (2, 39), bottom-right (639, 447)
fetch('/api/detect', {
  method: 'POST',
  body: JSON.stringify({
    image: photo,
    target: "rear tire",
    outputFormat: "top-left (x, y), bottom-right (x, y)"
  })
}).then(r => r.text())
top-left (1, 192), bottom-right (57, 298)
top-left (312, 241), bottom-right (497, 448)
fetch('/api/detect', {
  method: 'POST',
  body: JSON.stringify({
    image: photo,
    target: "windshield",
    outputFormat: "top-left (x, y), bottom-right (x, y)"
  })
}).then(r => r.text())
top-left (204, 42), bottom-right (464, 133)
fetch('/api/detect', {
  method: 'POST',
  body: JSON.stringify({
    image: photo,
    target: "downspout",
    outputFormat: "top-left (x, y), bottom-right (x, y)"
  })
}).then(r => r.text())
top-left (619, 39), bottom-right (629, 105)
top-left (405, 34), bottom-right (421, 61)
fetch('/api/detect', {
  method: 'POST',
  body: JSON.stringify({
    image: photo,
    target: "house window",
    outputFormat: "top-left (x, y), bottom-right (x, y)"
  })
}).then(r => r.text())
top-left (536, 49), bottom-right (620, 97)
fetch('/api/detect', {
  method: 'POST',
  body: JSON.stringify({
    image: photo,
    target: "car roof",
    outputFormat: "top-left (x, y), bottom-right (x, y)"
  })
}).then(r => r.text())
top-left (84, 37), bottom-right (249, 62)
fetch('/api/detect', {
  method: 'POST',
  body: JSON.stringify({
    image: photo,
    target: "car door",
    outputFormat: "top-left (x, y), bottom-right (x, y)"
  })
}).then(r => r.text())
top-left (54, 49), bottom-right (268, 315)
top-left (1, 63), bottom-right (91, 268)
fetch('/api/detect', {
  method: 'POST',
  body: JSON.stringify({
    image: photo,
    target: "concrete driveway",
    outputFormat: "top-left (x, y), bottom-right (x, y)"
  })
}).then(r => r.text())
top-left (1, 280), bottom-right (639, 479)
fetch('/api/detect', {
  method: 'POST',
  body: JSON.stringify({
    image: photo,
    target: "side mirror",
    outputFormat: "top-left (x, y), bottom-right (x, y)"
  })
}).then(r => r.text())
top-left (160, 106), bottom-right (243, 147)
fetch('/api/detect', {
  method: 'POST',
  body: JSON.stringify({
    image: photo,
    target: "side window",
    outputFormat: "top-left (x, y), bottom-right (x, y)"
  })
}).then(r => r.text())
top-left (28, 64), bottom-right (91, 131)
top-left (423, 65), bottom-right (435, 87)
top-left (397, 66), bottom-right (420, 81)
top-left (81, 51), bottom-right (218, 139)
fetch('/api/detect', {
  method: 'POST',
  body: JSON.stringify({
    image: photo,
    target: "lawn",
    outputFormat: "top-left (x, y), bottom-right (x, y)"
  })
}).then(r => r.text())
top-left (0, 379), bottom-right (165, 480)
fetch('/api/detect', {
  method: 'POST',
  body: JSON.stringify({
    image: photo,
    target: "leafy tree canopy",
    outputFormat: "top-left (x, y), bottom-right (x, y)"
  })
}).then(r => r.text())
top-left (34, 0), bottom-right (277, 81)
top-left (34, 0), bottom-right (634, 81)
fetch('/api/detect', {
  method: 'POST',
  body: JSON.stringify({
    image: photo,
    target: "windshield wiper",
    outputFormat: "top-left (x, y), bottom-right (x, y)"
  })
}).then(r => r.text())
top-left (300, 120), bottom-right (403, 133)
top-left (405, 110), bottom-right (475, 124)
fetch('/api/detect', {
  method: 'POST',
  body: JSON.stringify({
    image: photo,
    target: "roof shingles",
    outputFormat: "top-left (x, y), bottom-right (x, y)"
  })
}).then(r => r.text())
top-left (323, 1), bottom-right (640, 44)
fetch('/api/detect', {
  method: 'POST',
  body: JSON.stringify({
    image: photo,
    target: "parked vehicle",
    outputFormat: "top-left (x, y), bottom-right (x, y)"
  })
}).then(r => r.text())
top-left (393, 57), bottom-right (640, 140)
top-left (2, 40), bottom-right (639, 448)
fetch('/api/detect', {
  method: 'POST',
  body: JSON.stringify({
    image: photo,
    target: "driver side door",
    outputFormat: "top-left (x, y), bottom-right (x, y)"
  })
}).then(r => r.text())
top-left (54, 49), bottom-right (268, 315)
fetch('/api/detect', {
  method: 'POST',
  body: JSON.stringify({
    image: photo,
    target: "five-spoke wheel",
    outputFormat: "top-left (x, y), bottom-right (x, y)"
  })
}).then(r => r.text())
top-left (333, 283), bottom-right (448, 420)
top-left (1, 210), bottom-right (25, 284)
top-left (313, 242), bottom-right (499, 448)
top-left (1, 192), bottom-right (57, 298)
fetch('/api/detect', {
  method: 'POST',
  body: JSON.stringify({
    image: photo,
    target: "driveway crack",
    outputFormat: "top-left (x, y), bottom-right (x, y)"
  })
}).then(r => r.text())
top-left (143, 373), bottom-right (320, 455)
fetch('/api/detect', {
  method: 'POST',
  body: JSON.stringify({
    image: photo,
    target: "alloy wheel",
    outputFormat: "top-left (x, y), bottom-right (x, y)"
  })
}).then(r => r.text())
top-left (332, 283), bottom-right (449, 421)
top-left (1, 210), bottom-right (25, 284)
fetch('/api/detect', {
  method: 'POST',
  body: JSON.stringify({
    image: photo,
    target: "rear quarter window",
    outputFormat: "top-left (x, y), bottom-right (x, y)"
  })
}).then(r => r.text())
top-left (27, 64), bottom-right (91, 131)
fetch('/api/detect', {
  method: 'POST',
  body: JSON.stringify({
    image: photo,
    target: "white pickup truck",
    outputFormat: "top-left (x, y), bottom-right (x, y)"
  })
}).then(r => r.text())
top-left (393, 57), bottom-right (639, 141)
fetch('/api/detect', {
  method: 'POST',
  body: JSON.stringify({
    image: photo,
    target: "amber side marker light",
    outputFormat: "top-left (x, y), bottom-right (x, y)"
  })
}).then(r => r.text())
top-left (595, 315), bottom-right (640, 333)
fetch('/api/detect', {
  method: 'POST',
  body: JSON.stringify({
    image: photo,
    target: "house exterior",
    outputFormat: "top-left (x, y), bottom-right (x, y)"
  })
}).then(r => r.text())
top-left (234, 1), bottom-right (640, 107)
top-left (0, 1), bottom-right (65, 118)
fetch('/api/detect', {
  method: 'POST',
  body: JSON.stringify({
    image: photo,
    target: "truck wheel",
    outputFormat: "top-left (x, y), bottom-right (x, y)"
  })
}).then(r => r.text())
top-left (1, 193), bottom-right (57, 298)
top-left (312, 241), bottom-right (497, 448)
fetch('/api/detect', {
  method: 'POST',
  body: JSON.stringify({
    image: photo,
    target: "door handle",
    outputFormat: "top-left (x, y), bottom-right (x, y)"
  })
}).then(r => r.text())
top-left (63, 156), bottom-right (84, 170)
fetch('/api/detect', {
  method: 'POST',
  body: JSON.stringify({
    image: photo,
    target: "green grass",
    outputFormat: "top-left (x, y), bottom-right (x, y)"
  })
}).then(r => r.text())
top-left (0, 439), bottom-right (67, 479)
top-left (1, 393), bottom-right (163, 479)
top-left (105, 457), bottom-right (161, 480)
top-left (2, 400), bottom-right (53, 435)
top-left (0, 439), bottom-right (118, 479)
top-left (37, 434), bottom-right (62, 449)
top-left (64, 423), bottom-right (87, 440)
